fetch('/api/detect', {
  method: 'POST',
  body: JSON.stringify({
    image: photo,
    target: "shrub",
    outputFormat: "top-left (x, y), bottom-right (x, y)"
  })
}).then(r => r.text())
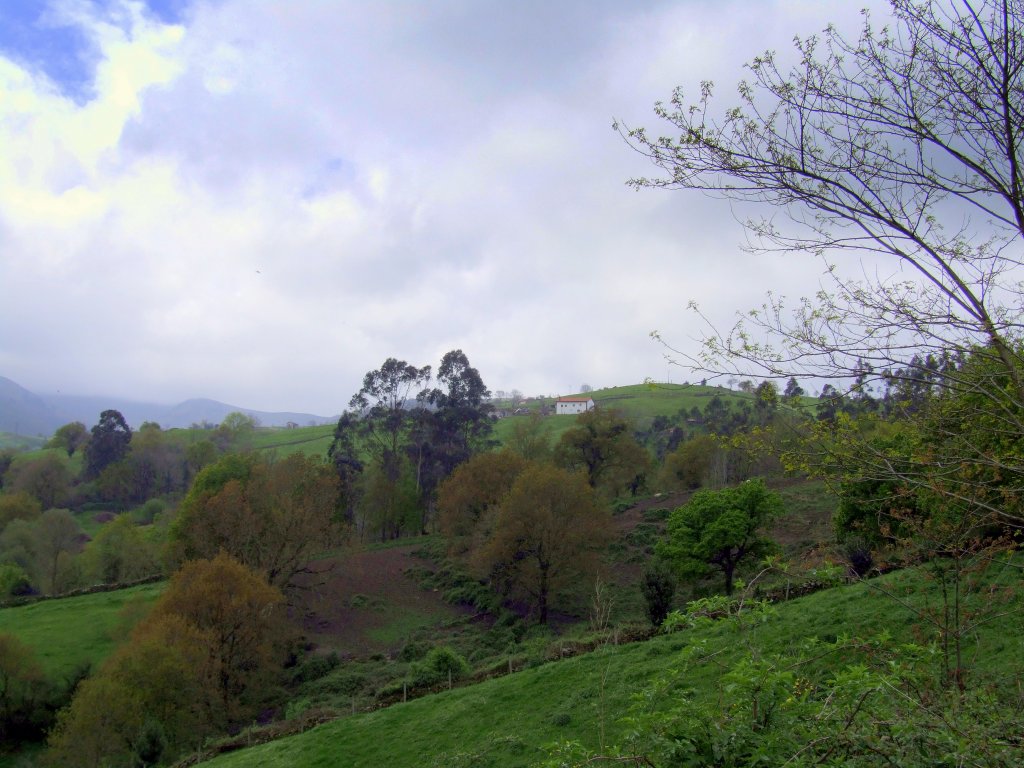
top-left (289, 652), bottom-right (340, 685)
top-left (409, 646), bottom-right (470, 688)
top-left (137, 499), bottom-right (166, 525)
top-left (640, 560), bottom-right (676, 627)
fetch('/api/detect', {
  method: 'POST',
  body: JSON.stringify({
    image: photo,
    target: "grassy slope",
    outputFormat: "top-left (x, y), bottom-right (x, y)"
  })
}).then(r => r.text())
top-left (201, 560), bottom-right (1024, 768)
top-left (251, 424), bottom-right (335, 457)
top-left (0, 432), bottom-right (46, 451)
top-left (0, 582), bottom-right (163, 679)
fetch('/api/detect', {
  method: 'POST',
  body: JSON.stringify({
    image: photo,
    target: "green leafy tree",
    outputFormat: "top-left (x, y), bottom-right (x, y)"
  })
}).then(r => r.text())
top-left (47, 421), bottom-right (89, 457)
top-left (348, 357), bottom-right (432, 481)
top-left (782, 377), bottom-right (804, 402)
top-left (6, 452), bottom-right (72, 510)
top-left (213, 412), bottom-right (259, 452)
top-left (0, 491), bottom-right (41, 534)
top-left (554, 408), bottom-right (650, 497)
top-left (0, 509), bottom-right (83, 595)
top-left (660, 434), bottom-right (717, 491)
top-left (658, 478), bottom-right (782, 595)
top-left (505, 411), bottom-right (552, 461)
top-left (84, 410), bottom-right (132, 481)
top-left (81, 514), bottom-right (160, 584)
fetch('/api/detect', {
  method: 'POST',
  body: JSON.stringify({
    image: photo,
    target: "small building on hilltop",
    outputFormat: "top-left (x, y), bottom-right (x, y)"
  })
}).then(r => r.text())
top-left (555, 396), bottom-right (596, 415)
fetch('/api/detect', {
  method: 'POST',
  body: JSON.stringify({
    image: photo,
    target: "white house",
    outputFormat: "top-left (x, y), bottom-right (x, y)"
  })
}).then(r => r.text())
top-left (556, 396), bottom-right (596, 415)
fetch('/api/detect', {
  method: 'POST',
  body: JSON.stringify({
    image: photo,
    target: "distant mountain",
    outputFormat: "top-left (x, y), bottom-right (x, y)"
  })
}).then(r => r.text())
top-left (0, 376), bottom-right (334, 437)
top-left (0, 376), bottom-right (61, 437)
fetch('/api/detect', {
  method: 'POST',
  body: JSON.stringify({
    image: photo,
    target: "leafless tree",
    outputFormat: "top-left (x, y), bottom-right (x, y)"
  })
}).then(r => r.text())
top-left (620, 0), bottom-right (1024, 527)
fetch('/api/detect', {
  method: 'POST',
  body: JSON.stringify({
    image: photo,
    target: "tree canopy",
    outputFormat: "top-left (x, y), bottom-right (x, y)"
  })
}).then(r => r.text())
top-left (84, 410), bottom-right (132, 481)
top-left (168, 453), bottom-right (345, 589)
top-left (471, 463), bottom-right (613, 624)
top-left (658, 478), bottom-right (782, 595)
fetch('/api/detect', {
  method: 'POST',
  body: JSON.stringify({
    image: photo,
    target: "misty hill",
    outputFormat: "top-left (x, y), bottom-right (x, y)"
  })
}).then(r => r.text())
top-left (0, 376), bottom-right (334, 436)
top-left (0, 376), bottom-right (59, 437)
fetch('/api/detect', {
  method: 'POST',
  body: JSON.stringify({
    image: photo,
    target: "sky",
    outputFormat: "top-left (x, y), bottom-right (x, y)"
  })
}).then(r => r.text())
top-left (0, 0), bottom-right (891, 416)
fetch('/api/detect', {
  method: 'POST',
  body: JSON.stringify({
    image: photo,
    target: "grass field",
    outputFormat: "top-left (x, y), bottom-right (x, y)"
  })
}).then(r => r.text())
top-left (251, 424), bottom-right (335, 457)
top-left (0, 581), bottom-right (163, 680)
top-left (200, 558), bottom-right (1024, 767)
top-left (0, 432), bottom-right (46, 451)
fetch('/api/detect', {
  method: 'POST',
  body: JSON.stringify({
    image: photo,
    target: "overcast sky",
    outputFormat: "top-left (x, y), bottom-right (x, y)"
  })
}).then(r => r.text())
top-left (0, 0), bottom-right (891, 416)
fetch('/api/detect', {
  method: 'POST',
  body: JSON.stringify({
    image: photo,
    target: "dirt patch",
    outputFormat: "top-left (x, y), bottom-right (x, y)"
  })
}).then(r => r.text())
top-left (290, 544), bottom-right (469, 658)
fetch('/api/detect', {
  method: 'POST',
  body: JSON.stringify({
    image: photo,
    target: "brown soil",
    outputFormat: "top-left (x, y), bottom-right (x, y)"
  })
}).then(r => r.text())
top-left (290, 544), bottom-right (469, 658)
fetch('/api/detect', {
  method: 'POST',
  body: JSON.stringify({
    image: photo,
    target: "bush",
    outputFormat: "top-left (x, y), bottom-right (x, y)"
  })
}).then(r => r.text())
top-left (0, 563), bottom-right (31, 598)
top-left (841, 536), bottom-right (875, 577)
top-left (306, 669), bottom-right (368, 698)
top-left (640, 560), bottom-right (676, 627)
top-left (137, 499), bottom-right (166, 525)
top-left (409, 646), bottom-right (470, 688)
top-left (289, 652), bottom-right (340, 685)
top-left (643, 507), bottom-right (671, 522)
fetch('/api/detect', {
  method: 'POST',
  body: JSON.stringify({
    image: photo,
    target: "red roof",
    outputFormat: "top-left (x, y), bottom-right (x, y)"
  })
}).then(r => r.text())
top-left (557, 396), bottom-right (594, 402)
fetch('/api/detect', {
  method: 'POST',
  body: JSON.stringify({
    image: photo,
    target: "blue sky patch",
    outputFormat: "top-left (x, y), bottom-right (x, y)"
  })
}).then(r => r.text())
top-left (0, 0), bottom-right (191, 103)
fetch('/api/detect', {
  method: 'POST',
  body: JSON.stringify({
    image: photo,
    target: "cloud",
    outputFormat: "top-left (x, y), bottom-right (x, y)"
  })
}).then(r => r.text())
top-left (0, 0), bottom-right (894, 415)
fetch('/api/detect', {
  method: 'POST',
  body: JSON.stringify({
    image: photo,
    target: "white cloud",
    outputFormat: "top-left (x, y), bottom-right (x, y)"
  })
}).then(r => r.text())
top-left (0, 0), bottom-right (896, 414)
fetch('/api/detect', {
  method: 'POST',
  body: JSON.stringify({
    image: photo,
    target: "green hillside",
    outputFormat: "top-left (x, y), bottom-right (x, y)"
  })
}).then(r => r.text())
top-left (0, 582), bottom-right (163, 679)
top-left (251, 424), bottom-right (335, 457)
top-left (0, 432), bottom-right (46, 451)
top-left (198, 560), bottom-right (1024, 767)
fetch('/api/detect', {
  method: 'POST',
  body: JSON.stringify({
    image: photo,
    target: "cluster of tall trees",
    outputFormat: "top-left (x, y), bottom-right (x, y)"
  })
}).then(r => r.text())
top-left (329, 350), bottom-right (496, 541)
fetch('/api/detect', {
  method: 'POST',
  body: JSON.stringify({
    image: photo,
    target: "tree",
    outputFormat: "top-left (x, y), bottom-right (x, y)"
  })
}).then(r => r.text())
top-left (425, 349), bottom-right (495, 469)
top-left (47, 615), bottom-right (215, 768)
top-left (472, 463), bottom-right (613, 624)
top-left (48, 555), bottom-right (290, 767)
top-left (0, 633), bottom-right (47, 745)
top-left (213, 411), bottom-right (259, 452)
top-left (623, 1), bottom-right (1024, 521)
top-left (151, 553), bottom-right (289, 724)
top-left (6, 452), bottom-right (72, 510)
top-left (782, 376), bottom-right (804, 402)
top-left (31, 509), bottom-right (84, 594)
top-left (658, 478), bottom-right (782, 595)
top-left (327, 412), bottom-right (364, 524)
top-left (660, 434), bottom-right (717, 491)
top-left (437, 450), bottom-right (528, 553)
top-left (554, 408), bottom-right (651, 497)
top-left (0, 509), bottom-right (83, 595)
top-left (505, 411), bottom-right (553, 461)
top-left (0, 492), bottom-right (41, 534)
top-left (168, 453), bottom-right (344, 589)
top-left (752, 380), bottom-right (778, 426)
top-left (349, 357), bottom-right (431, 481)
top-left (81, 514), bottom-right (160, 585)
top-left (47, 421), bottom-right (88, 457)
top-left (84, 410), bottom-right (132, 480)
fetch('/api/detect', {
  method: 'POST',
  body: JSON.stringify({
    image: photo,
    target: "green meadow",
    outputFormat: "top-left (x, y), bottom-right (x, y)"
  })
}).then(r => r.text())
top-left (0, 582), bottom-right (163, 680)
